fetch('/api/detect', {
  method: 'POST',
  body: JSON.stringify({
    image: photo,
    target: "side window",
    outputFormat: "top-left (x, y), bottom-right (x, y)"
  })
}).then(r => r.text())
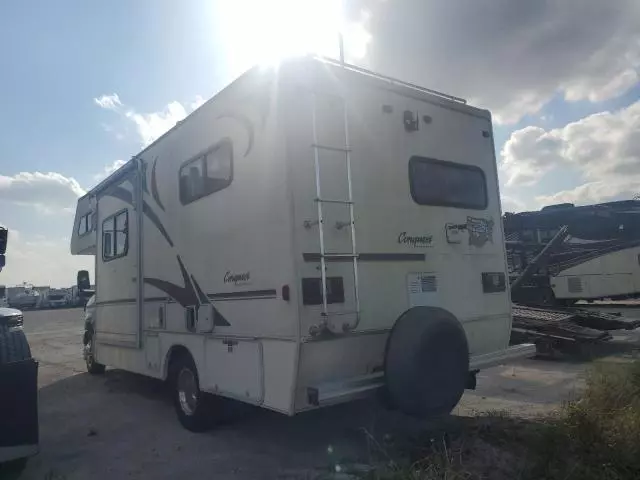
top-left (102, 209), bottom-right (129, 261)
top-left (77, 211), bottom-right (94, 237)
top-left (179, 138), bottom-right (233, 205)
top-left (408, 157), bottom-right (488, 210)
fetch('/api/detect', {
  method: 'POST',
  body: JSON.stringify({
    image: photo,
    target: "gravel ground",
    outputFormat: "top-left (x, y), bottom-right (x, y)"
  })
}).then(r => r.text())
top-left (14, 306), bottom-right (640, 479)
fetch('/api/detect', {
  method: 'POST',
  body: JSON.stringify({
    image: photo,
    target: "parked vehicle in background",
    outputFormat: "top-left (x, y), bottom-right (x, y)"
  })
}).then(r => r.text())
top-left (71, 56), bottom-right (535, 432)
top-left (8, 285), bottom-right (40, 311)
top-left (505, 200), bottom-right (640, 306)
top-left (46, 289), bottom-right (70, 309)
top-left (0, 286), bottom-right (7, 308)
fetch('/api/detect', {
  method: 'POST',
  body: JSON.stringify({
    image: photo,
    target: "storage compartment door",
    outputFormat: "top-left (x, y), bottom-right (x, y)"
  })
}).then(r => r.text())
top-left (202, 339), bottom-right (264, 403)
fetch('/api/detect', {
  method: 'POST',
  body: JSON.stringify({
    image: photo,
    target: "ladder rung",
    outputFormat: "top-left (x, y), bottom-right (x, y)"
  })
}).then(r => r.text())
top-left (314, 198), bottom-right (353, 205)
top-left (312, 144), bottom-right (351, 153)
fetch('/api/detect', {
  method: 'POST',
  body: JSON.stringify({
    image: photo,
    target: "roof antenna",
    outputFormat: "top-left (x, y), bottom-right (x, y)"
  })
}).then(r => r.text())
top-left (338, 0), bottom-right (345, 67)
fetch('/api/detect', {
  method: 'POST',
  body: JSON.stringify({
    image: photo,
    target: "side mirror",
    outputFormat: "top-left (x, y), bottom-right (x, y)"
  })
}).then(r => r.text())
top-left (0, 227), bottom-right (7, 255)
top-left (77, 270), bottom-right (91, 291)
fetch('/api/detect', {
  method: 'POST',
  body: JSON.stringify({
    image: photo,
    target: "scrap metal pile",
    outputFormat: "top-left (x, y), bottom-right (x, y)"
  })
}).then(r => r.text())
top-left (512, 304), bottom-right (640, 345)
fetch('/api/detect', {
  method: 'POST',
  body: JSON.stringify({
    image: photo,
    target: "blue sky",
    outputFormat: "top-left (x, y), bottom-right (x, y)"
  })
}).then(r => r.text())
top-left (0, 0), bottom-right (638, 286)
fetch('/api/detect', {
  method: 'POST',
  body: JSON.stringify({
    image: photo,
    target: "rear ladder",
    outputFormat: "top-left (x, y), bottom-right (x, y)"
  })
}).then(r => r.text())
top-left (310, 93), bottom-right (361, 331)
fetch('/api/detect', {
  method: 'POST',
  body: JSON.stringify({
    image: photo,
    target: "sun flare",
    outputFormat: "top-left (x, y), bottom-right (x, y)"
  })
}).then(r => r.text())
top-left (215, 0), bottom-right (370, 74)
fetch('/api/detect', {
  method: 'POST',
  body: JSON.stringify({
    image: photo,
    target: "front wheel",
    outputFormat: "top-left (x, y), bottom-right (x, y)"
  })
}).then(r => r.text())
top-left (83, 331), bottom-right (105, 375)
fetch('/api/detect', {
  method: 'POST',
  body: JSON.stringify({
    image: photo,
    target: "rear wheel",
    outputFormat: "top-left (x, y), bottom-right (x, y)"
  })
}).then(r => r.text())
top-left (171, 353), bottom-right (216, 432)
top-left (385, 307), bottom-right (469, 418)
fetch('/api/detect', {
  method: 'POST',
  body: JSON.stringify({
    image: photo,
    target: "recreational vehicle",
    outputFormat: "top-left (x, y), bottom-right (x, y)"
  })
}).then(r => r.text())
top-left (71, 56), bottom-right (534, 431)
top-left (506, 201), bottom-right (640, 305)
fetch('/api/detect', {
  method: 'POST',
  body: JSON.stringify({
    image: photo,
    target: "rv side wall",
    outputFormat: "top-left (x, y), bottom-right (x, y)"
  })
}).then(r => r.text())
top-left (92, 67), bottom-right (303, 414)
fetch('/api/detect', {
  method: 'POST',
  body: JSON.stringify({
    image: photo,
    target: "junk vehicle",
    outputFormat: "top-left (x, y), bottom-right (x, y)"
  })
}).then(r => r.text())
top-left (46, 288), bottom-right (70, 309)
top-left (0, 228), bottom-right (39, 472)
top-left (8, 284), bottom-right (40, 310)
top-left (0, 286), bottom-right (7, 308)
top-left (505, 200), bottom-right (640, 306)
top-left (70, 56), bottom-right (535, 432)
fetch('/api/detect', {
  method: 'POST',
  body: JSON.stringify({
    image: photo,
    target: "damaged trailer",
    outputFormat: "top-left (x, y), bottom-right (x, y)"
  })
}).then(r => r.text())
top-left (505, 200), bottom-right (640, 306)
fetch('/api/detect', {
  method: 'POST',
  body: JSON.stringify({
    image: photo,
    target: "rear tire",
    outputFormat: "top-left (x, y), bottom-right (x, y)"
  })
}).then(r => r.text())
top-left (170, 353), bottom-right (216, 432)
top-left (385, 307), bottom-right (469, 418)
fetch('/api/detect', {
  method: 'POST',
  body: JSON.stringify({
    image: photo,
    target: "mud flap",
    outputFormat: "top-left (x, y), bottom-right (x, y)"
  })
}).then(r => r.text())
top-left (0, 359), bottom-right (39, 462)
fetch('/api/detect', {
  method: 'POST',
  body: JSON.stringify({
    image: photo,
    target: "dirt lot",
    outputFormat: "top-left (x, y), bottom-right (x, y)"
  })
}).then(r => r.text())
top-left (15, 307), bottom-right (640, 479)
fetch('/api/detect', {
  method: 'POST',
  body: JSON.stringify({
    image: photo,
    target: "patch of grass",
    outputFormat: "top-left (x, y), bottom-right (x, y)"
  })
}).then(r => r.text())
top-left (363, 360), bottom-right (640, 480)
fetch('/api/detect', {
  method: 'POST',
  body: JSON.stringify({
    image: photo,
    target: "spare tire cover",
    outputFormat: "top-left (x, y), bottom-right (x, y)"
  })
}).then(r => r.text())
top-left (384, 306), bottom-right (469, 417)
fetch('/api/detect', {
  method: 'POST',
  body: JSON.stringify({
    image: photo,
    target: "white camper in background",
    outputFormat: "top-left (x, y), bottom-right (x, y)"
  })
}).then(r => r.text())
top-left (71, 57), bottom-right (534, 431)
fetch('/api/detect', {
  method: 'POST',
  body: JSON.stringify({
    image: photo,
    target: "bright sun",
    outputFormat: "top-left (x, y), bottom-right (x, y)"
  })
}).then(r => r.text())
top-left (214, 0), bottom-right (370, 74)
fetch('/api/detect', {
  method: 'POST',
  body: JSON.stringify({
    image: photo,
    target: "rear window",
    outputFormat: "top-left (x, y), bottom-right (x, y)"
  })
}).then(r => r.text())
top-left (409, 157), bottom-right (487, 210)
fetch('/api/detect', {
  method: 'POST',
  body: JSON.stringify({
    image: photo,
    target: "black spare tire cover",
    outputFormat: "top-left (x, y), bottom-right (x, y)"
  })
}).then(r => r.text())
top-left (384, 306), bottom-right (469, 417)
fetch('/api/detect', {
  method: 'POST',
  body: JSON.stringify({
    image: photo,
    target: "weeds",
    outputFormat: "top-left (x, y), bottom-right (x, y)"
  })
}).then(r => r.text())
top-left (362, 360), bottom-right (640, 480)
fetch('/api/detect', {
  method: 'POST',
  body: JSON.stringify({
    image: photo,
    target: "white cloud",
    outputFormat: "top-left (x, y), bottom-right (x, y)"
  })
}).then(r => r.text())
top-left (0, 231), bottom-right (92, 287)
top-left (501, 100), bottom-right (640, 204)
top-left (359, 0), bottom-right (640, 124)
top-left (93, 159), bottom-right (127, 181)
top-left (500, 195), bottom-right (527, 214)
top-left (0, 172), bottom-right (85, 214)
top-left (500, 127), bottom-right (563, 186)
top-left (190, 95), bottom-right (205, 111)
top-left (95, 94), bottom-right (202, 147)
top-left (536, 180), bottom-right (640, 207)
top-left (125, 101), bottom-right (188, 147)
top-left (94, 93), bottom-right (122, 110)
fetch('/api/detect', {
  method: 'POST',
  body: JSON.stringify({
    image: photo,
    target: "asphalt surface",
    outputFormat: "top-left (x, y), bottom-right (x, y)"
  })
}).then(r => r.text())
top-left (15, 307), bottom-right (640, 479)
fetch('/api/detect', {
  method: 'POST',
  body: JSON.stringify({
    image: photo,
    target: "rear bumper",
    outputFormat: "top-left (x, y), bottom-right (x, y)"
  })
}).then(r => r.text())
top-left (469, 343), bottom-right (537, 370)
top-left (307, 343), bottom-right (537, 407)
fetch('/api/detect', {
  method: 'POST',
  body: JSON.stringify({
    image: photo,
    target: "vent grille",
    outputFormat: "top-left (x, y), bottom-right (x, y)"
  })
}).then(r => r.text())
top-left (567, 276), bottom-right (583, 293)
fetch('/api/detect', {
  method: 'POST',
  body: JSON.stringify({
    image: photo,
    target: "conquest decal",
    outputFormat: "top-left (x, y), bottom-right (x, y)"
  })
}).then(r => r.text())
top-left (224, 271), bottom-right (251, 286)
top-left (398, 232), bottom-right (433, 248)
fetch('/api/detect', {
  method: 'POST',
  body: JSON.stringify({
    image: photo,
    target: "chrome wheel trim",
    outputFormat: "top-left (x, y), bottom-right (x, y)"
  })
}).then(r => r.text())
top-left (177, 367), bottom-right (198, 416)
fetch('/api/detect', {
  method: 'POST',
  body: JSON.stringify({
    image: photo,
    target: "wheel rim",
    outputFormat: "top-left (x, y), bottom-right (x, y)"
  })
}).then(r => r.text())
top-left (85, 337), bottom-right (94, 369)
top-left (177, 367), bottom-right (198, 416)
